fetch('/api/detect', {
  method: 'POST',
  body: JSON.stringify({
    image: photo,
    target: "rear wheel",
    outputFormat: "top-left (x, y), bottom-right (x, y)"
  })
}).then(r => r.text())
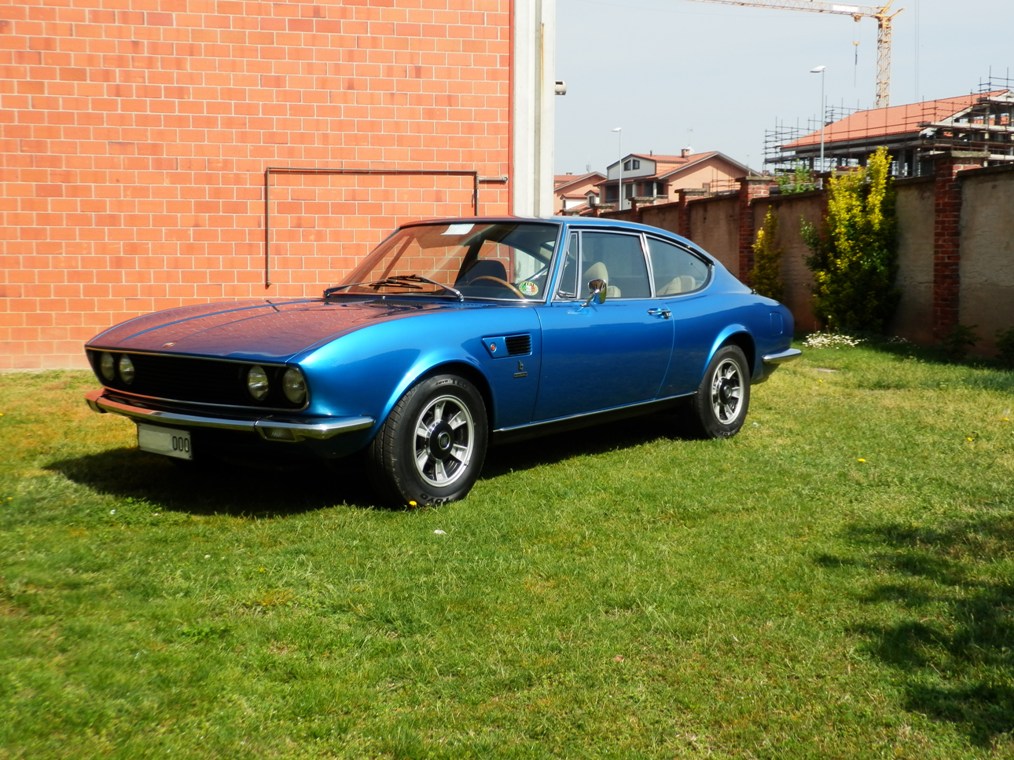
top-left (686, 345), bottom-right (750, 439)
top-left (367, 374), bottom-right (488, 507)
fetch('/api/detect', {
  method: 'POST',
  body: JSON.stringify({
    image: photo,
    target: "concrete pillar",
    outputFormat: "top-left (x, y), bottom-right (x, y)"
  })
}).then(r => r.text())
top-left (512, 0), bottom-right (557, 217)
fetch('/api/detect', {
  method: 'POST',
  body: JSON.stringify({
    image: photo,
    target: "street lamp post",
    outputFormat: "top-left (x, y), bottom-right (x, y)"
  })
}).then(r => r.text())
top-left (611, 127), bottom-right (623, 210)
top-left (810, 65), bottom-right (826, 185)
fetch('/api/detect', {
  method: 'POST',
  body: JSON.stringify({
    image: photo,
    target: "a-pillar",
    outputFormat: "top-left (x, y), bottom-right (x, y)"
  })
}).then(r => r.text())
top-left (932, 151), bottom-right (988, 339)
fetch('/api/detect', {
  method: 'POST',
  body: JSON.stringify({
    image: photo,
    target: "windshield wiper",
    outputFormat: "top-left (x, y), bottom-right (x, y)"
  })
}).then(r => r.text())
top-left (324, 275), bottom-right (463, 301)
top-left (324, 277), bottom-right (419, 298)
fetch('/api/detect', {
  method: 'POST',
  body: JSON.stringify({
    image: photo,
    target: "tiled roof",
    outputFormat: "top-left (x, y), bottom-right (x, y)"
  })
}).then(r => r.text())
top-left (595, 151), bottom-right (750, 189)
top-left (786, 91), bottom-right (1009, 148)
top-left (554, 171), bottom-right (604, 191)
top-left (629, 151), bottom-right (716, 168)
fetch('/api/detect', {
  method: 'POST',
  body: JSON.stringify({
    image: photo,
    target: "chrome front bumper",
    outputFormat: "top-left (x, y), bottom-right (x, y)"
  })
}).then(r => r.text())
top-left (85, 389), bottom-right (374, 443)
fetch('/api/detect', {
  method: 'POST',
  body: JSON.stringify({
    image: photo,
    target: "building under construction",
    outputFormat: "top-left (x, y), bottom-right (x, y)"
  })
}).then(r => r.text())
top-left (768, 78), bottom-right (1014, 178)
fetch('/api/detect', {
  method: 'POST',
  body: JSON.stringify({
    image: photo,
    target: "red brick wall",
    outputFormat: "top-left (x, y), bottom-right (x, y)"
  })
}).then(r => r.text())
top-left (0, 0), bottom-right (513, 369)
top-left (932, 152), bottom-right (988, 339)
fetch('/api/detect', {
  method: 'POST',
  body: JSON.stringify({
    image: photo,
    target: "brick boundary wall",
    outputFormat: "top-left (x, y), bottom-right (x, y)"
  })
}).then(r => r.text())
top-left (598, 156), bottom-right (1013, 357)
top-left (736, 177), bottom-right (771, 283)
top-left (931, 151), bottom-right (988, 339)
top-left (1, 0), bottom-right (513, 370)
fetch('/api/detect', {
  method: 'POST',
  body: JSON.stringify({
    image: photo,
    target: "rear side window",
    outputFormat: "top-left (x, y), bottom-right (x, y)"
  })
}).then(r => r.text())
top-left (647, 237), bottom-right (710, 296)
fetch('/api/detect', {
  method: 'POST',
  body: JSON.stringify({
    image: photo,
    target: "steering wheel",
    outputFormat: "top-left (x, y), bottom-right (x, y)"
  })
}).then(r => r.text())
top-left (470, 275), bottom-right (525, 298)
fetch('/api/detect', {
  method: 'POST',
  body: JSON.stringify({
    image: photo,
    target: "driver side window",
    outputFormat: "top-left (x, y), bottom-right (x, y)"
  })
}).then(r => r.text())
top-left (556, 230), bottom-right (652, 300)
top-left (580, 231), bottom-right (650, 299)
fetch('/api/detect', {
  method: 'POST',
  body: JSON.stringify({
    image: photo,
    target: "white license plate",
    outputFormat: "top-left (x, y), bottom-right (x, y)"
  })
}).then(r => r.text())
top-left (137, 424), bottom-right (193, 461)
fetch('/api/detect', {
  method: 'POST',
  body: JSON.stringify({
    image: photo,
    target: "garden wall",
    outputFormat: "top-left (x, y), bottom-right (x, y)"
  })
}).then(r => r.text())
top-left (956, 166), bottom-right (1014, 355)
top-left (609, 160), bottom-right (1014, 357)
top-left (892, 178), bottom-right (936, 346)
top-left (684, 195), bottom-right (740, 274)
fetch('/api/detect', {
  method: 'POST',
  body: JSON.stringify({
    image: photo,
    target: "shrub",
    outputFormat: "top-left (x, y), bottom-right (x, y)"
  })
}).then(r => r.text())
top-left (749, 207), bottom-right (784, 301)
top-left (776, 164), bottom-right (817, 195)
top-left (802, 146), bottom-right (899, 333)
top-left (995, 326), bottom-right (1014, 368)
top-left (941, 323), bottom-right (979, 361)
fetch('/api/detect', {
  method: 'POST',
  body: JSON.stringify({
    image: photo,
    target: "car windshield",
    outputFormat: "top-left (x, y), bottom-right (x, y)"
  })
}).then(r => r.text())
top-left (328, 221), bottom-right (560, 301)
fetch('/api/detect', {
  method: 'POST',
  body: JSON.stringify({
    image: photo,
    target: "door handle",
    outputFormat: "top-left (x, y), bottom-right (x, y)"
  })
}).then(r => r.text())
top-left (647, 307), bottom-right (671, 320)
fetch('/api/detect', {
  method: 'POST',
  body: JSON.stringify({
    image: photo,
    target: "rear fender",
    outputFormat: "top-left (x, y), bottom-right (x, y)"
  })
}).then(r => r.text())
top-left (707, 326), bottom-right (757, 379)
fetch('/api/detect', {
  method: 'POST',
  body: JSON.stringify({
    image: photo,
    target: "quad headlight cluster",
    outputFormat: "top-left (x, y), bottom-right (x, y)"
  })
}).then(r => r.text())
top-left (94, 351), bottom-right (307, 408)
top-left (98, 352), bottom-right (135, 385)
top-left (246, 364), bottom-right (307, 406)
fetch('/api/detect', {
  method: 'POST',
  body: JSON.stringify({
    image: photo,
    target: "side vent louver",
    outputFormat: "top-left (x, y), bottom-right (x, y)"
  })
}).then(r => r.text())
top-left (505, 334), bottom-right (531, 356)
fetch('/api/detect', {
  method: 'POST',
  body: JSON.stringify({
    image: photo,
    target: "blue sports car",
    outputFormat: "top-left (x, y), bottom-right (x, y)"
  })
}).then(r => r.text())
top-left (85, 216), bottom-right (800, 506)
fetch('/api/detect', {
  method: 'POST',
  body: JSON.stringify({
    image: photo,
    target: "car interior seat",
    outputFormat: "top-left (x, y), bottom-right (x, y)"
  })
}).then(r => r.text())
top-left (583, 261), bottom-right (621, 298)
top-left (657, 275), bottom-right (697, 296)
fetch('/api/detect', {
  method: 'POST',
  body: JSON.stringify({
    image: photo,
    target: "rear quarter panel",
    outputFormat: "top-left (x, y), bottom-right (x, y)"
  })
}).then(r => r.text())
top-left (660, 285), bottom-right (789, 394)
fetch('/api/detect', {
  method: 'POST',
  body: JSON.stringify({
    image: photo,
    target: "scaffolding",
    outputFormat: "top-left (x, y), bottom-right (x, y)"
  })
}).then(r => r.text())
top-left (766, 74), bottom-right (1014, 178)
top-left (764, 104), bottom-right (859, 174)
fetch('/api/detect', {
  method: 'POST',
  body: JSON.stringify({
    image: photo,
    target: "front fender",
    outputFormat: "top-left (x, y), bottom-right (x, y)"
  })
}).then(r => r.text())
top-left (296, 306), bottom-right (542, 444)
top-left (377, 351), bottom-right (487, 434)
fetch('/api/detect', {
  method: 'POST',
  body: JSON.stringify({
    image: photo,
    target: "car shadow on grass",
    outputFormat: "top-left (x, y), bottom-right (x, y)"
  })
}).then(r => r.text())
top-left (48, 447), bottom-right (380, 517)
top-left (484, 412), bottom-right (684, 478)
top-left (49, 412), bottom-right (685, 516)
top-left (818, 514), bottom-right (1014, 748)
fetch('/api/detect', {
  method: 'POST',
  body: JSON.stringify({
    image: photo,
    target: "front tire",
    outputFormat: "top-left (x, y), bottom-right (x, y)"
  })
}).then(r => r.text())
top-left (367, 374), bottom-right (488, 507)
top-left (687, 345), bottom-right (751, 439)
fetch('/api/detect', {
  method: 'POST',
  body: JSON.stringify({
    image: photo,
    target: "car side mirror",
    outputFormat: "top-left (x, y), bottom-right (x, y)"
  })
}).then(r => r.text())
top-left (584, 278), bottom-right (607, 307)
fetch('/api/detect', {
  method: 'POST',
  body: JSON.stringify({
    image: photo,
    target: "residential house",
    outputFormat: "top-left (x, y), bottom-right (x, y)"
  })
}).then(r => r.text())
top-left (600, 149), bottom-right (751, 210)
top-left (554, 171), bottom-right (605, 215)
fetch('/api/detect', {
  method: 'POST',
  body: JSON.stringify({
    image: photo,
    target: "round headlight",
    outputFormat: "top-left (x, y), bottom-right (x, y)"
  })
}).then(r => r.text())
top-left (247, 365), bottom-right (270, 401)
top-left (99, 352), bottom-right (116, 382)
top-left (118, 355), bottom-right (135, 385)
top-left (282, 367), bottom-right (307, 405)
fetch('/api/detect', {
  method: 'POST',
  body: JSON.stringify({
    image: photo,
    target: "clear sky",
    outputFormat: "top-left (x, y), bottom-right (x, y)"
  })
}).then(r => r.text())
top-left (554, 0), bottom-right (1013, 175)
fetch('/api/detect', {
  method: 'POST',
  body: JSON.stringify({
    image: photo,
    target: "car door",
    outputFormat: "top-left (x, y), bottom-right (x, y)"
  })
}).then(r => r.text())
top-left (533, 229), bottom-right (675, 421)
top-left (646, 235), bottom-right (720, 396)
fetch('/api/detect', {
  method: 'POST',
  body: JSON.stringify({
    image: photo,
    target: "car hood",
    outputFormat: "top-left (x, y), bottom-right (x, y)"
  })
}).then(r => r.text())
top-left (88, 298), bottom-right (451, 360)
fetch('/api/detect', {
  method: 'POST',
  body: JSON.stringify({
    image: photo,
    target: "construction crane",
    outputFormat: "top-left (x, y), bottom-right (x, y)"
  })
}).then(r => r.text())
top-left (687, 0), bottom-right (902, 108)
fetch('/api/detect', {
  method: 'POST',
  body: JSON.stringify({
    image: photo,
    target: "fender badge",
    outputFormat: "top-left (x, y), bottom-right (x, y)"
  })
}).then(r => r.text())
top-left (163, 342), bottom-right (176, 348)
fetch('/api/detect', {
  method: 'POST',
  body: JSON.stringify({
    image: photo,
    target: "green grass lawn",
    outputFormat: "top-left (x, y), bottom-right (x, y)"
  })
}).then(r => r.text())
top-left (1, 340), bottom-right (1012, 758)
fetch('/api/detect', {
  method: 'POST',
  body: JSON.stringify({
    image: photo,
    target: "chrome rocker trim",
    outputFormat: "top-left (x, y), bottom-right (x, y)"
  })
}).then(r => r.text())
top-left (85, 389), bottom-right (374, 442)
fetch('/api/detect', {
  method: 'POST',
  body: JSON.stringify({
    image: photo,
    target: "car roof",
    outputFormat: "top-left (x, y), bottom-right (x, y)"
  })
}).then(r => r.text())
top-left (400, 215), bottom-right (697, 246)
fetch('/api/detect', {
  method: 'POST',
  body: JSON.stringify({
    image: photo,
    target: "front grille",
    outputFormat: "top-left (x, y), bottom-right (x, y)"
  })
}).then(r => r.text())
top-left (87, 350), bottom-right (303, 410)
